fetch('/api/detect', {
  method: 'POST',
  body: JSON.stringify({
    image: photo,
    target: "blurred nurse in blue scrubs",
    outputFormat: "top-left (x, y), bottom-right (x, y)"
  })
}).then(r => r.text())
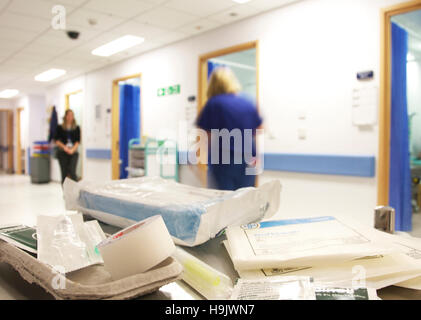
top-left (196, 67), bottom-right (263, 191)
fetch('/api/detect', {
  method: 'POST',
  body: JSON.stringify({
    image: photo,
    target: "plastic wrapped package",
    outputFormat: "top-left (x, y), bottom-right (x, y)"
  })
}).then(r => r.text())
top-left (230, 276), bottom-right (316, 300)
top-left (173, 247), bottom-right (233, 300)
top-left (64, 177), bottom-right (281, 247)
top-left (37, 214), bottom-right (106, 273)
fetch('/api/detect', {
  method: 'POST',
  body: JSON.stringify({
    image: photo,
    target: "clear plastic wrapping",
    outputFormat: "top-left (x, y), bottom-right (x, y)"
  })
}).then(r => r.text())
top-left (173, 246), bottom-right (233, 300)
top-left (63, 177), bottom-right (281, 247)
top-left (230, 276), bottom-right (315, 300)
top-left (37, 214), bottom-right (106, 273)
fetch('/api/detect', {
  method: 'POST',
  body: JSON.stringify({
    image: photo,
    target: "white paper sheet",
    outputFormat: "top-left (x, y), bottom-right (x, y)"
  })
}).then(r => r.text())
top-left (225, 217), bottom-right (396, 271)
top-left (225, 223), bottom-right (421, 290)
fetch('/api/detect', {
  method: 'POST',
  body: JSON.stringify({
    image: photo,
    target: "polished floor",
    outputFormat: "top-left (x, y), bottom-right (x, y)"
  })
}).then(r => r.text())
top-left (0, 174), bottom-right (66, 227)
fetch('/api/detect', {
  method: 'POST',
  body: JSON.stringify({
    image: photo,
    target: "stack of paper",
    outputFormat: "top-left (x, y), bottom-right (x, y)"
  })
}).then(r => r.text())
top-left (224, 216), bottom-right (421, 291)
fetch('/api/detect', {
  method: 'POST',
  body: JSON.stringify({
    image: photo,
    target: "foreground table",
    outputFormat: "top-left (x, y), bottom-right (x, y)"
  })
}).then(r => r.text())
top-left (1, 223), bottom-right (421, 300)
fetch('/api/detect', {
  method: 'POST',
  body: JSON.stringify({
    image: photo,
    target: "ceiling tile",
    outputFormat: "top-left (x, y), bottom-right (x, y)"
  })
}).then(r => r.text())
top-left (109, 21), bottom-right (168, 40)
top-left (59, 49), bottom-right (104, 64)
top-left (83, 0), bottom-right (155, 18)
top-left (8, 52), bottom-right (52, 65)
top-left (248, 0), bottom-right (299, 12)
top-left (8, 0), bottom-right (76, 20)
top-left (164, 0), bottom-right (235, 17)
top-left (135, 7), bottom-right (199, 29)
top-left (0, 27), bottom-right (40, 43)
top-left (41, 0), bottom-right (89, 7)
top-left (66, 8), bottom-right (126, 31)
top-left (42, 27), bottom-right (103, 44)
top-left (20, 42), bottom-right (66, 57)
top-left (177, 18), bottom-right (222, 36)
top-left (0, 64), bottom-right (33, 74)
top-left (48, 57), bottom-right (86, 68)
top-left (6, 57), bottom-right (46, 69)
top-left (0, 12), bottom-right (51, 33)
top-left (0, 39), bottom-right (27, 52)
top-left (0, 74), bottom-right (18, 83)
top-left (154, 30), bottom-right (190, 44)
top-left (0, 0), bottom-right (10, 11)
top-left (34, 30), bottom-right (92, 50)
top-left (142, 0), bottom-right (171, 5)
top-left (113, 39), bottom-right (164, 58)
top-left (207, 4), bottom-right (259, 24)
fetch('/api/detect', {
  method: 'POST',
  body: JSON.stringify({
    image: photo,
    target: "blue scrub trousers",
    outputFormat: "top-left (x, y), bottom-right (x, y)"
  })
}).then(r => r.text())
top-left (207, 164), bottom-right (256, 191)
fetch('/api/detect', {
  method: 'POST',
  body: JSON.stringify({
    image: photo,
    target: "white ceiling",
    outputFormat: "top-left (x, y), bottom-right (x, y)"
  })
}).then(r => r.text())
top-left (0, 0), bottom-right (301, 97)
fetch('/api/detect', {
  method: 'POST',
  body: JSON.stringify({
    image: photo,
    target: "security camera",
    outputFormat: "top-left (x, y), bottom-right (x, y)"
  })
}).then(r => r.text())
top-left (67, 30), bottom-right (80, 40)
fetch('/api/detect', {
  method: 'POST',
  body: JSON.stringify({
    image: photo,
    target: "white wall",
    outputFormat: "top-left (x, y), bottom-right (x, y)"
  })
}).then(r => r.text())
top-left (44, 0), bottom-right (405, 227)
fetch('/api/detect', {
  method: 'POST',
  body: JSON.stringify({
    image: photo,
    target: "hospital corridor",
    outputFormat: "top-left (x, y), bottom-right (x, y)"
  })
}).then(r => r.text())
top-left (1, 0), bottom-right (421, 306)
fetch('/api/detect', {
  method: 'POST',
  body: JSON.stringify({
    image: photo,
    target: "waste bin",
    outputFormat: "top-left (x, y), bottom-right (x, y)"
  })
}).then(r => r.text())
top-left (30, 156), bottom-right (50, 184)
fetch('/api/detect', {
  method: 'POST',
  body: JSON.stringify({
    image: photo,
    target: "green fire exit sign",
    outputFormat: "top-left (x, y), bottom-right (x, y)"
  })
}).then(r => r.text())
top-left (158, 84), bottom-right (180, 97)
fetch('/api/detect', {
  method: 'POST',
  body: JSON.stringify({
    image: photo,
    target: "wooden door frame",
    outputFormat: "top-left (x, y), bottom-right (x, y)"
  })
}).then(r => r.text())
top-left (378, 0), bottom-right (421, 205)
top-left (111, 73), bottom-right (142, 180)
top-left (16, 107), bottom-right (24, 174)
top-left (197, 41), bottom-right (260, 186)
top-left (65, 89), bottom-right (83, 111)
top-left (0, 108), bottom-right (14, 173)
top-left (198, 40), bottom-right (259, 112)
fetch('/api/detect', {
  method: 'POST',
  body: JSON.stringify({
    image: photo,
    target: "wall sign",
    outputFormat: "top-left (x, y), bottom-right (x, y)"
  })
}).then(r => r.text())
top-left (357, 71), bottom-right (374, 81)
top-left (158, 84), bottom-right (181, 97)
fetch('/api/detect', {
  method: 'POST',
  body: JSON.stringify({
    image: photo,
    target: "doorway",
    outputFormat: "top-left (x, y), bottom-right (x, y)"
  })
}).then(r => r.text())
top-left (0, 109), bottom-right (14, 174)
top-left (197, 41), bottom-right (259, 186)
top-left (65, 90), bottom-right (83, 179)
top-left (111, 74), bottom-right (142, 180)
top-left (378, 1), bottom-right (421, 231)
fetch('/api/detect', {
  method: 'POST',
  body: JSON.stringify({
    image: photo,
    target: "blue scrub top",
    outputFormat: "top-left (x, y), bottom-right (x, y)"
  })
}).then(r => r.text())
top-left (196, 93), bottom-right (262, 166)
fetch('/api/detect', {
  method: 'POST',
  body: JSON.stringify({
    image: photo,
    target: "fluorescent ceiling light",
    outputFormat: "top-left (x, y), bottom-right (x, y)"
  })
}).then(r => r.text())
top-left (35, 69), bottom-right (66, 82)
top-left (0, 89), bottom-right (19, 99)
top-left (91, 35), bottom-right (145, 57)
top-left (232, 0), bottom-right (251, 3)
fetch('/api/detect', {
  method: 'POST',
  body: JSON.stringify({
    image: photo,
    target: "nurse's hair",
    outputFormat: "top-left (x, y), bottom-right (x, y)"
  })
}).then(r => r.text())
top-left (63, 109), bottom-right (77, 130)
top-left (207, 67), bottom-right (242, 99)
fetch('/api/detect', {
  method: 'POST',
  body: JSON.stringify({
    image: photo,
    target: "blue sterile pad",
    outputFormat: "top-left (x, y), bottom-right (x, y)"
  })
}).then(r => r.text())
top-left (64, 177), bottom-right (281, 247)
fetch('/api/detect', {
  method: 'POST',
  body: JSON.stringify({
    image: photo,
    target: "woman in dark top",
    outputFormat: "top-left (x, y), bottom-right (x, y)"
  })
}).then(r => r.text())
top-left (54, 109), bottom-right (81, 184)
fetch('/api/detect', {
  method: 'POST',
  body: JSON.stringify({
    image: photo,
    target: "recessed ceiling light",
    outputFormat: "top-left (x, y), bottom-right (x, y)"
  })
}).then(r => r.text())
top-left (0, 89), bottom-right (19, 99)
top-left (35, 69), bottom-right (66, 82)
top-left (232, 0), bottom-right (251, 3)
top-left (91, 35), bottom-right (145, 57)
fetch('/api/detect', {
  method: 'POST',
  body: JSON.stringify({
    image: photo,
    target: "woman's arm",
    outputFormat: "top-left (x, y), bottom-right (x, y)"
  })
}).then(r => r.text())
top-left (55, 140), bottom-right (70, 154)
top-left (69, 142), bottom-right (79, 155)
top-left (68, 127), bottom-right (81, 155)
